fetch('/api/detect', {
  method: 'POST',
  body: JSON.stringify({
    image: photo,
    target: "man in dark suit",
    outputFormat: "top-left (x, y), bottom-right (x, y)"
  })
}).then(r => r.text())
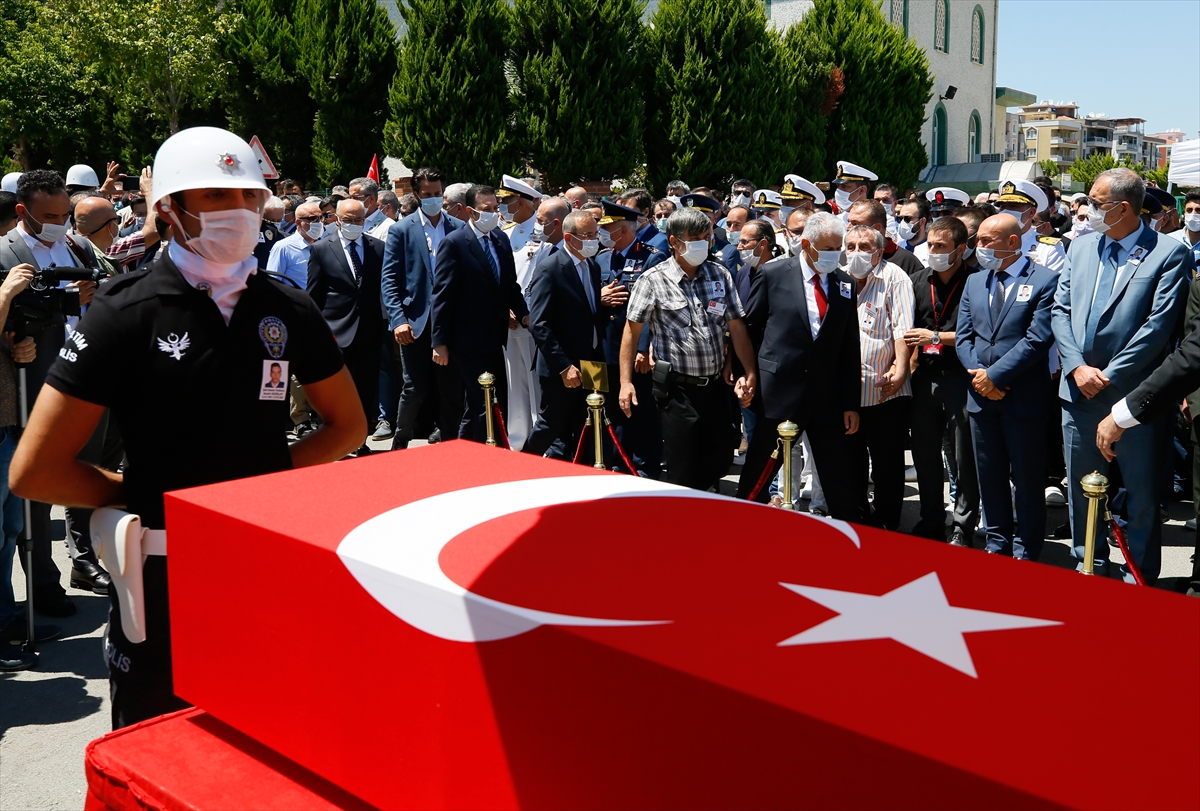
top-left (430, 184), bottom-right (529, 443)
top-left (523, 210), bottom-right (615, 459)
top-left (736, 211), bottom-right (861, 519)
top-left (307, 198), bottom-right (386, 455)
top-left (956, 214), bottom-right (1058, 560)
top-left (380, 166), bottom-right (463, 450)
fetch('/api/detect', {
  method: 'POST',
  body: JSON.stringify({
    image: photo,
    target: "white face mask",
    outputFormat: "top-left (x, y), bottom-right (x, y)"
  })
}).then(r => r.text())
top-left (788, 236), bottom-right (804, 257)
top-left (1087, 202), bottom-right (1122, 235)
top-left (339, 222), bottom-right (364, 241)
top-left (897, 220), bottom-right (919, 243)
top-left (666, 195), bottom-right (681, 208)
top-left (963, 245), bottom-right (975, 260)
top-left (26, 213), bottom-right (69, 244)
top-left (780, 205), bottom-right (795, 222)
top-left (531, 221), bottom-right (546, 242)
top-left (998, 208), bottom-right (1029, 230)
top-left (731, 193), bottom-right (751, 209)
top-left (1185, 212), bottom-right (1200, 232)
top-left (574, 237), bottom-right (599, 258)
top-left (974, 246), bottom-right (1017, 271)
top-left (420, 196), bottom-right (443, 217)
top-left (599, 228), bottom-right (615, 248)
top-left (303, 221), bottom-right (324, 241)
top-left (726, 228), bottom-right (741, 245)
top-left (738, 247), bottom-right (760, 268)
top-left (474, 210), bottom-right (501, 233)
top-left (809, 248), bottom-right (842, 274)
top-left (678, 239), bottom-right (709, 266)
top-left (834, 188), bottom-right (853, 210)
top-left (926, 250), bottom-right (957, 273)
top-left (843, 251), bottom-right (874, 279)
top-left (175, 207), bottom-right (261, 265)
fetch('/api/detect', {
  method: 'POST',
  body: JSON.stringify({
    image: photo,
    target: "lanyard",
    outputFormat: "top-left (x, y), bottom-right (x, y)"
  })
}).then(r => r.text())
top-left (930, 273), bottom-right (963, 330)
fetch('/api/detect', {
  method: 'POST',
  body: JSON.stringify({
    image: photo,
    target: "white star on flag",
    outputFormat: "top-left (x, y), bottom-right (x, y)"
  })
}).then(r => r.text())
top-left (778, 572), bottom-right (1061, 678)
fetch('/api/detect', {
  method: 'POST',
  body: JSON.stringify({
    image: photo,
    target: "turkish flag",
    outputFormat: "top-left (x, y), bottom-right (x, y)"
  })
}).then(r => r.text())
top-left (166, 442), bottom-right (1198, 810)
top-left (366, 154), bottom-right (379, 184)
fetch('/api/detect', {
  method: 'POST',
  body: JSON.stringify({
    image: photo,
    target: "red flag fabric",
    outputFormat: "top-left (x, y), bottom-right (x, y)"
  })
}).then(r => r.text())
top-left (366, 154), bottom-right (379, 184)
top-left (166, 441), bottom-right (1199, 810)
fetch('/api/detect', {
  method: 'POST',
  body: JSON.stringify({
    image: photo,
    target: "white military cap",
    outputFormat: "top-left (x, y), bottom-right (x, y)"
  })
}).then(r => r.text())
top-left (996, 179), bottom-right (1048, 212)
top-left (780, 174), bottom-right (826, 205)
top-left (495, 174), bottom-right (541, 201)
top-left (834, 161), bottom-right (879, 184)
top-left (751, 189), bottom-right (782, 210)
top-left (926, 187), bottom-right (971, 211)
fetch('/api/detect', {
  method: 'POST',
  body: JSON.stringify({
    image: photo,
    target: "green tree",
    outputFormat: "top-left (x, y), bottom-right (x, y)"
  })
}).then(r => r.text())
top-left (1068, 152), bottom-right (1145, 193)
top-left (643, 0), bottom-right (793, 193)
top-left (1038, 159), bottom-right (1060, 180)
top-left (384, 0), bottom-right (518, 183)
top-left (786, 0), bottom-right (932, 190)
top-left (511, 0), bottom-right (646, 191)
top-left (1146, 162), bottom-right (1171, 190)
top-left (294, 0), bottom-right (397, 185)
top-left (222, 0), bottom-right (318, 186)
top-left (778, 27), bottom-right (838, 182)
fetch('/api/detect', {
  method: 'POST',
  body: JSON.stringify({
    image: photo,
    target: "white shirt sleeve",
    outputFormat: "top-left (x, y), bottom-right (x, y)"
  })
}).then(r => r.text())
top-left (1111, 397), bottom-right (1141, 429)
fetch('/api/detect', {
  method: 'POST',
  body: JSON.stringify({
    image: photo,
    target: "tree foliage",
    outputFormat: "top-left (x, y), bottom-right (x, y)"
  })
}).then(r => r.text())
top-left (294, 0), bottom-right (397, 186)
top-left (1038, 159), bottom-right (1060, 179)
top-left (384, 0), bottom-right (519, 184)
top-left (786, 0), bottom-right (932, 190)
top-left (643, 0), bottom-right (794, 193)
top-left (779, 26), bottom-right (838, 182)
top-left (1069, 152), bottom-right (1145, 193)
top-left (511, 0), bottom-right (646, 191)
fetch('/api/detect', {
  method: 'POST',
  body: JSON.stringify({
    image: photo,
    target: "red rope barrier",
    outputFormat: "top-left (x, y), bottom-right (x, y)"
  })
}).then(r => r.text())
top-left (605, 423), bottom-right (638, 475)
top-left (744, 445), bottom-right (781, 503)
top-left (1108, 519), bottom-right (1146, 586)
top-left (492, 400), bottom-right (511, 450)
top-left (571, 421), bottom-right (590, 465)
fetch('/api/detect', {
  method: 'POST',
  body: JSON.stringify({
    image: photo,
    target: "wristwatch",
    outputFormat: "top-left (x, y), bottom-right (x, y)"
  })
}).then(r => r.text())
top-left (929, 331), bottom-right (942, 346)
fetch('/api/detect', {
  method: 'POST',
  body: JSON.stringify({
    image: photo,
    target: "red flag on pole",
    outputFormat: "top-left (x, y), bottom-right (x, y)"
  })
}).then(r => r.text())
top-left (367, 154), bottom-right (379, 184)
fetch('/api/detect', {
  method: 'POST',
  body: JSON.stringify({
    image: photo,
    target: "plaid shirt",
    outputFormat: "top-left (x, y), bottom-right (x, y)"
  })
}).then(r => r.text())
top-left (856, 260), bottom-right (915, 407)
top-left (106, 231), bottom-right (146, 270)
top-left (626, 256), bottom-right (744, 377)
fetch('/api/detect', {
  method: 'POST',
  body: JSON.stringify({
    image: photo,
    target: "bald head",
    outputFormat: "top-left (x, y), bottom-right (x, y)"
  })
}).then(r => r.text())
top-left (336, 198), bottom-right (366, 221)
top-left (979, 213), bottom-right (1022, 243)
top-left (295, 201), bottom-right (321, 220)
top-left (565, 187), bottom-right (588, 209)
top-left (977, 214), bottom-right (1023, 270)
top-left (74, 196), bottom-right (118, 243)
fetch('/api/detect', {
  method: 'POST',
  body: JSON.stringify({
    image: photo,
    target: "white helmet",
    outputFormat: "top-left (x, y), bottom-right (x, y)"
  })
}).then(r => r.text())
top-left (65, 164), bottom-right (100, 188)
top-left (150, 126), bottom-right (267, 209)
top-left (0, 172), bottom-right (19, 193)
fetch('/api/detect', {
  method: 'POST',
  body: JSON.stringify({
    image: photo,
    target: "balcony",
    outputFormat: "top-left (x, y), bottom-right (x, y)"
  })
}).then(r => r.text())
top-left (1084, 136), bottom-right (1110, 145)
top-left (1050, 137), bottom-right (1079, 146)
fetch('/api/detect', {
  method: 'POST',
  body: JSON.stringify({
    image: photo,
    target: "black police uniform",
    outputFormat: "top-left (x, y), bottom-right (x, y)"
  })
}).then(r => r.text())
top-left (254, 219), bottom-right (284, 271)
top-left (45, 253), bottom-right (344, 729)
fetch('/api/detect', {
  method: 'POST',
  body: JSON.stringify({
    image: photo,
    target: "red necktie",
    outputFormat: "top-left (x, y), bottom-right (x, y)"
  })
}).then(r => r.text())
top-left (811, 275), bottom-right (828, 322)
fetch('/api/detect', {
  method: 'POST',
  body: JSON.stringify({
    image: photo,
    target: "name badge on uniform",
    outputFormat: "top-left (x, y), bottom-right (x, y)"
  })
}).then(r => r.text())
top-left (706, 299), bottom-right (724, 316)
top-left (1016, 284), bottom-right (1033, 303)
top-left (839, 281), bottom-right (852, 299)
top-left (711, 280), bottom-right (725, 297)
top-left (257, 231), bottom-right (266, 244)
top-left (260, 360), bottom-right (289, 401)
top-left (1128, 246), bottom-right (1147, 266)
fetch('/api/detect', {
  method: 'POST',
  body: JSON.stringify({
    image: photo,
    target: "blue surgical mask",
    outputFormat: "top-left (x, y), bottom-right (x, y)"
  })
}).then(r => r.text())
top-left (420, 196), bottom-right (443, 217)
top-left (974, 246), bottom-right (1016, 271)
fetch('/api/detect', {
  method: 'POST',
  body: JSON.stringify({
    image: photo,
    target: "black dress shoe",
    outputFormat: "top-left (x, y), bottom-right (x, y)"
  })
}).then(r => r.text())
top-left (71, 561), bottom-right (111, 595)
top-left (354, 444), bottom-right (373, 457)
top-left (0, 640), bottom-right (36, 671)
top-left (809, 507), bottom-right (829, 517)
top-left (427, 428), bottom-right (442, 444)
top-left (2, 617), bottom-right (61, 643)
top-left (948, 528), bottom-right (972, 548)
top-left (293, 420), bottom-right (315, 438)
top-left (31, 590), bottom-right (76, 617)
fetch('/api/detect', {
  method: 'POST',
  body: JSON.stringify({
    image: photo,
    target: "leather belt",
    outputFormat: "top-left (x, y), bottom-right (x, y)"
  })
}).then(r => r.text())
top-left (668, 371), bottom-right (720, 387)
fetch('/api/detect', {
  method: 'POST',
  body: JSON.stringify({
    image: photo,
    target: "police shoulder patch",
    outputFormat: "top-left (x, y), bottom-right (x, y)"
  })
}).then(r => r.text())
top-left (1037, 235), bottom-right (1061, 245)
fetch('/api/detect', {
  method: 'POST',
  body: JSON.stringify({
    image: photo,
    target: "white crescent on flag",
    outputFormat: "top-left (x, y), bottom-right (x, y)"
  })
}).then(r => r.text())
top-left (336, 475), bottom-right (861, 643)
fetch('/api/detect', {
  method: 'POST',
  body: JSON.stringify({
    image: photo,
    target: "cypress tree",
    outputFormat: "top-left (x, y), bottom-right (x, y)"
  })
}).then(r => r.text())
top-left (789, 0), bottom-right (932, 190)
top-left (778, 24), bottom-right (837, 182)
top-left (511, 0), bottom-right (645, 191)
top-left (294, 0), bottom-right (397, 185)
top-left (643, 0), bottom-right (793, 193)
top-left (222, 0), bottom-right (318, 186)
top-left (384, 0), bottom-right (519, 184)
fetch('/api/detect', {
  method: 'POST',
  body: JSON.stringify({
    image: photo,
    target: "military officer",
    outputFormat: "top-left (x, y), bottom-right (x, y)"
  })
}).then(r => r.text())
top-left (993, 180), bottom-right (1067, 274)
top-left (832, 161), bottom-right (879, 222)
top-left (779, 174), bottom-right (825, 224)
top-left (496, 174), bottom-right (542, 252)
top-left (752, 189), bottom-right (788, 252)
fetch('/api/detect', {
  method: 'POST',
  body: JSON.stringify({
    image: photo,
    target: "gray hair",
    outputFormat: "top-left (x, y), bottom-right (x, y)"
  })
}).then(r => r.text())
top-left (444, 182), bottom-right (471, 206)
top-left (1096, 168), bottom-right (1144, 215)
top-left (666, 179), bottom-right (690, 196)
top-left (377, 190), bottom-right (399, 210)
top-left (802, 211), bottom-right (845, 244)
top-left (563, 210), bottom-right (597, 235)
top-left (263, 195), bottom-right (285, 215)
top-left (846, 224), bottom-right (885, 252)
top-left (663, 207), bottom-right (711, 240)
top-left (349, 177), bottom-right (379, 196)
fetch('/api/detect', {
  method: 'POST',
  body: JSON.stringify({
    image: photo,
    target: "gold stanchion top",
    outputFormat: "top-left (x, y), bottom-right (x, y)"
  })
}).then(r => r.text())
top-left (777, 420), bottom-right (800, 439)
top-left (1081, 471), bottom-right (1108, 496)
top-left (586, 392), bottom-right (605, 407)
top-left (477, 372), bottom-right (495, 386)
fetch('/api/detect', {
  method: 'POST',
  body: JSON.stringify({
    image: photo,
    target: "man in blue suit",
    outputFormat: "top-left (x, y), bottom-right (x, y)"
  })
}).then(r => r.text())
top-left (430, 184), bottom-right (529, 443)
top-left (957, 214), bottom-right (1058, 560)
top-left (1052, 168), bottom-right (1192, 582)
top-left (380, 167), bottom-right (463, 450)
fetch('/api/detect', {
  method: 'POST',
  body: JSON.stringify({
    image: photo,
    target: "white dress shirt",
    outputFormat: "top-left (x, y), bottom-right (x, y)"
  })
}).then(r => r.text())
top-left (339, 231), bottom-right (363, 280)
top-left (800, 257), bottom-right (826, 339)
top-left (468, 220), bottom-right (500, 272)
top-left (420, 209), bottom-right (447, 259)
top-left (1091, 223), bottom-right (1145, 308)
top-left (17, 222), bottom-right (75, 270)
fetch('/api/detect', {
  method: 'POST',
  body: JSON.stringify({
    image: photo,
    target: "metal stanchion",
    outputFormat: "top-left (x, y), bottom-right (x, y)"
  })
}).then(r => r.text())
top-left (778, 421), bottom-right (799, 511)
top-left (587, 393), bottom-right (605, 470)
top-left (1080, 470), bottom-right (1108, 575)
top-left (478, 372), bottom-right (497, 447)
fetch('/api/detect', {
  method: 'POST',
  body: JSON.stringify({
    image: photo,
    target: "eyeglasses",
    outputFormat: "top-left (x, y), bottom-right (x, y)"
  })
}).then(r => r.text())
top-left (897, 215), bottom-right (923, 223)
top-left (349, 193), bottom-right (374, 202)
top-left (297, 215), bottom-right (321, 224)
top-left (320, 211), bottom-right (336, 221)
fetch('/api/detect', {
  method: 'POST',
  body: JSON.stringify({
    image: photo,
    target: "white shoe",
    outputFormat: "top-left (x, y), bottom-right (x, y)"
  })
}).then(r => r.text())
top-left (905, 466), bottom-right (918, 482)
top-left (1045, 486), bottom-right (1067, 506)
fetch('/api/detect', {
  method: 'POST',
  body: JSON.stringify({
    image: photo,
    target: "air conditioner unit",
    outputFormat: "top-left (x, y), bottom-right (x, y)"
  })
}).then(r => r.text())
top-left (980, 153), bottom-right (1004, 163)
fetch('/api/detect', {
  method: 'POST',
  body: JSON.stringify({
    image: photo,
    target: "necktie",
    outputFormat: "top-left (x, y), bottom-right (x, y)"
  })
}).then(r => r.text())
top-left (811, 274), bottom-right (828, 322)
top-left (579, 261), bottom-right (595, 312)
top-left (1085, 241), bottom-right (1122, 342)
top-left (482, 235), bottom-right (501, 282)
top-left (347, 240), bottom-right (362, 285)
top-left (990, 270), bottom-right (1008, 323)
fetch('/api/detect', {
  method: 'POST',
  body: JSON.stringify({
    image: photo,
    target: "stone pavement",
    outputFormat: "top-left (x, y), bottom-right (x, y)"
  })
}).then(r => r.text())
top-left (1, 439), bottom-right (1195, 810)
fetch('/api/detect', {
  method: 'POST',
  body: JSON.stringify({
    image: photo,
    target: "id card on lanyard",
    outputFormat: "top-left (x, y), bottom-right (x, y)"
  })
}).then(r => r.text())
top-left (926, 274), bottom-right (962, 355)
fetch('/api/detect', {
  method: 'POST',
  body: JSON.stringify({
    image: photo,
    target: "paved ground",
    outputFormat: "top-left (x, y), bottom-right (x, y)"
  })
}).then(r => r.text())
top-left (1, 438), bottom-right (1195, 810)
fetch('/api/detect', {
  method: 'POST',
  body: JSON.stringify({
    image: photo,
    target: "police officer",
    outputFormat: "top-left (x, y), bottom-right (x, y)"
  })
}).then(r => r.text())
top-left (926, 186), bottom-right (970, 219)
top-left (496, 174), bottom-right (542, 252)
top-left (992, 180), bottom-right (1067, 274)
top-left (10, 127), bottom-right (366, 729)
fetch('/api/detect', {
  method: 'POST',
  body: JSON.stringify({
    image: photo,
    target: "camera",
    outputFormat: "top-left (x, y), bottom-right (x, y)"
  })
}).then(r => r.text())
top-left (0, 267), bottom-right (106, 339)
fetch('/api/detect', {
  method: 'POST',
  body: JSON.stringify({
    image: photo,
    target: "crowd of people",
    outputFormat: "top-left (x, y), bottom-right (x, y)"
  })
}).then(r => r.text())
top-left (1, 129), bottom-right (1198, 709)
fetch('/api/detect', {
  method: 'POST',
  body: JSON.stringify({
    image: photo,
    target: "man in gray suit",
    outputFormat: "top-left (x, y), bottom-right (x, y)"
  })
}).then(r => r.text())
top-left (1052, 168), bottom-right (1193, 583)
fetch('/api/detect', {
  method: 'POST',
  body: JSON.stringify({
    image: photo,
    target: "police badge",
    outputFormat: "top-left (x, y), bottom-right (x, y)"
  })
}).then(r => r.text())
top-left (259, 317), bottom-right (288, 359)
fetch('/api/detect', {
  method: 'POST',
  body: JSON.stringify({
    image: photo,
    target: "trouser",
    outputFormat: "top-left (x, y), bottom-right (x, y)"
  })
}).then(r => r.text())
top-left (911, 372), bottom-right (979, 537)
top-left (1044, 375), bottom-right (1066, 485)
top-left (656, 376), bottom-right (733, 491)
top-left (1191, 419), bottom-right (1200, 585)
top-left (377, 334), bottom-right (400, 425)
top-left (0, 427), bottom-right (24, 629)
top-left (455, 350), bottom-right (507, 444)
top-left (737, 404), bottom-right (857, 520)
top-left (393, 328), bottom-right (463, 448)
top-left (65, 411), bottom-right (124, 569)
top-left (106, 555), bottom-right (190, 729)
top-left (851, 397), bottom-right (911, 531)
top-left (504, 329), bottom-right (541, 452)
top-left (610, 371), bottom-right (662, 478)
top-left (1063, 397), bottom-right (1164, 583)
top-left (524, 376), bottom-right (602, 462)
top-left (342, 329), bottom-right (384, 430)
top-left (289, 377), bottom-right (311, 426)
top-left (972, 405), bottom-right (1046, 560)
